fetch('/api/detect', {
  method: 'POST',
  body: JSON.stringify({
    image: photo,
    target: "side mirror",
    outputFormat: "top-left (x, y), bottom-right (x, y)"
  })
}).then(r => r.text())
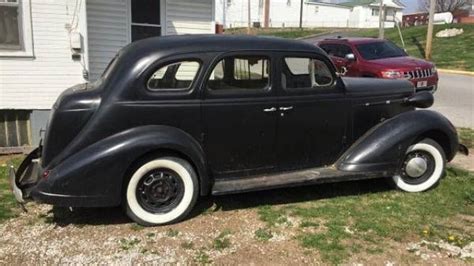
top-left (345, 53), bottom-right (356, 61)
top-left (406, 91), bottom-right (434, 108)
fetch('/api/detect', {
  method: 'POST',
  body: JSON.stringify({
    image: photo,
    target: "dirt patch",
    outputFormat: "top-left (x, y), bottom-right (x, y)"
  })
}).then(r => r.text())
top-left (0, 153), bottom-right (472, 264)
top-left (0, 197), bottom-right (472, 265)
top-left (450, 149), bottom-right (474, 172)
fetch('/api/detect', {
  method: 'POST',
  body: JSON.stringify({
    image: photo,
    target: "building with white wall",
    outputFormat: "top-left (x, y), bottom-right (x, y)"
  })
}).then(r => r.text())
top-left (0, 0), bottom-right (215, 150)
top-left (215, 0), bottom-right (404, 29)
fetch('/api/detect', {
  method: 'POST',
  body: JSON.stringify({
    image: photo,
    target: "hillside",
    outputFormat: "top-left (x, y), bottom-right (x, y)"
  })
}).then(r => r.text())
top-left (355, 24), bottom-right (474, 71)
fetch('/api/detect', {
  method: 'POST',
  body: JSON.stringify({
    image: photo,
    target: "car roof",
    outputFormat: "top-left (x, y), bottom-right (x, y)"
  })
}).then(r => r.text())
top-left (121, 34), bottom-right (323, 59)
top-left (319, 37), bottom-right (386, 45)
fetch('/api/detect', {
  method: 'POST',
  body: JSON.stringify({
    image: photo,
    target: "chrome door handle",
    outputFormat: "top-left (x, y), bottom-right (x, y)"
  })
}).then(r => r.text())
top-left (279, 106), bottom-right (293, 111)
top-left (263, 107), bottom-right (277, 112)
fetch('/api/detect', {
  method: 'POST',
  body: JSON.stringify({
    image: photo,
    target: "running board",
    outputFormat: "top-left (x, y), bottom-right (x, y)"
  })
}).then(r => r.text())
top-left (211, 167), bottom-right (387, 195)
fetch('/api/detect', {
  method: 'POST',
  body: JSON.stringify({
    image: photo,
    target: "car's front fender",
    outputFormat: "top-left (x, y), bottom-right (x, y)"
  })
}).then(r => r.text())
top-left (33, 125), bottom-right (208, 207)
top-left (336, 110), bottom-right (458, 173)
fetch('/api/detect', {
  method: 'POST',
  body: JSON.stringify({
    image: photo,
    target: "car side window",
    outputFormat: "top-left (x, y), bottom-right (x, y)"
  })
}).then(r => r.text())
top-left (335, 44), bottom-right (353, 58)
top-left (147, 60), bottom-right (200, 91)
top-left (207, 56), bottom-right (270, 91)
top-left (283, 57), bottom-right (334, 89)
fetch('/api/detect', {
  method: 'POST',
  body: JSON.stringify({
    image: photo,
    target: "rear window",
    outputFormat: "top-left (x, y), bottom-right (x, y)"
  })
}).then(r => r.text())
top-left (356, 41), bottom-right (407, 60)
top-left (147, 60), bottom-right (200, 91)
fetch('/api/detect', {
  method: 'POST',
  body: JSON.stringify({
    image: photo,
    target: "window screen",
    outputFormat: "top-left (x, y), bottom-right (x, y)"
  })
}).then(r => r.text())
top-left (131, 0), bottom-right (161, 41)
top-left (0, 0), bottom-right (21, 50)
top-left (207, 56), bottom-right (270, 91)
top-left (283, 57), bottom-right (334, 89)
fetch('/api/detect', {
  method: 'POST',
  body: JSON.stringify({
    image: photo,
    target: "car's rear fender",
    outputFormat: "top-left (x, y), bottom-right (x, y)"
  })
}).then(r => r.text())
top-left (33, 125), bottom-right (209, 207)
top-left (336, 110), bottom-right (458, 173)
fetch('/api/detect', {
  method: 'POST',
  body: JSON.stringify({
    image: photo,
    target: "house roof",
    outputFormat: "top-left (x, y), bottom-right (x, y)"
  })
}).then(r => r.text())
top-left (340, 0), bottom-right (404, 9)
top-left (306, 0), bottom-right (352, 8)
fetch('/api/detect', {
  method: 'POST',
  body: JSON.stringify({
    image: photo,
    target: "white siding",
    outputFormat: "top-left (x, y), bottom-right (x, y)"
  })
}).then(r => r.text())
top-left (217, 0), bottom-right (351, 28)
top-left (86, 0), bottom-right (129, 81)
top-left (165, 0), bottom-right (214, 35)
top-left (0, 0), bottom-right (87, 110)
top-left (269, 2), bottom-right (351, 28)
top-left (86, 0), bottom-right (214, 80)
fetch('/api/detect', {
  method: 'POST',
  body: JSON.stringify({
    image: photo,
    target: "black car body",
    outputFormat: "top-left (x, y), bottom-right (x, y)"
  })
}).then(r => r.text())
top-left (10, 35), bottom-right (465, 225)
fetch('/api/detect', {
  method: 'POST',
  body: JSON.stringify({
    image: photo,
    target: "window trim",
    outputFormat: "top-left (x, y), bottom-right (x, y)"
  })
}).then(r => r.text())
top-left (204, 53), bottom-right (273, 96)
top-left (0, 0), bottom-right (33, 58)
top-left (145, 58), bottom-right (202, 92)
top-left (280, 55), bottom-right (337, 93)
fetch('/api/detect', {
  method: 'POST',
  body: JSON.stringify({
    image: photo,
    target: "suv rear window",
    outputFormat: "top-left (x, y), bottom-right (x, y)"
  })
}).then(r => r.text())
top-left (356, 41), bottom-right (407, 60)
top-left (147, 60), bottom-right (200, 91)
top-left (207, 56), bottom-right (270, 91)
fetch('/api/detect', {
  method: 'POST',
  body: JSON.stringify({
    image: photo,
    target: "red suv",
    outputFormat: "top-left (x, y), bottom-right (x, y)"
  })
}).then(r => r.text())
top-left (317, 37), bottom-right (439, 92)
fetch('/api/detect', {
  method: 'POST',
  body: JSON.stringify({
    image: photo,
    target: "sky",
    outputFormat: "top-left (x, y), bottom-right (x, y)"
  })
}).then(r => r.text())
top-left (399, 0), bottom-right (421, 13)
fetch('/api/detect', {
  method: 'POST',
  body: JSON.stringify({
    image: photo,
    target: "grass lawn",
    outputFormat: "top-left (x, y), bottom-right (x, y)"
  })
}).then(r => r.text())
top-left (257, 167), bottom-right (474, 264)
top-left (459, 127), bottom-right (474, 149)
top-left (232, 24), bottom-right (474, 72)
top-left (354, 24), bottom-right (474, 72)
top-left (225, 27), bottom-right (328, 39)
top-left (0, 155), bottom-right (23, 222)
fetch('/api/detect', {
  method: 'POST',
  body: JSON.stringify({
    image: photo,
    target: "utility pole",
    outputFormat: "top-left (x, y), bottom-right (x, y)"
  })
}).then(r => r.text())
top-left (263, 0), bottom-right (270, 28)
top-left (247, 0), bottom-right (251, 34)
top-left (299, 0), bottom-right (304, 29)
top-left (378, 0), bottom-right (384, 39)
top-left (425, 0), bottom-right (436, 60)
top-left (222, 0), bottom-right (226, 28)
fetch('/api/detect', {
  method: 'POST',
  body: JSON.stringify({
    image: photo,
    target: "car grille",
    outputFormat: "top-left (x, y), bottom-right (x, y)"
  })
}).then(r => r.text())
top-left (404, 68), bottom-right (434, 79)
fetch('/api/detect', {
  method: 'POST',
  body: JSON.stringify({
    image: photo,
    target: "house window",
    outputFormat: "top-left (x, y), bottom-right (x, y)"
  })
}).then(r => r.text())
top-left (0, 0), bottom-right (21, 50)
top-left (131, 0), bottom-right (161, 42)
top-left (372, 8), bottom-right (379, 17)
top-left (0, 0), bottom-right (32, 57)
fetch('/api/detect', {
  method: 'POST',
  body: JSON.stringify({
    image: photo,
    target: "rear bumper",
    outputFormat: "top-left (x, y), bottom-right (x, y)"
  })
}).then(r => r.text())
top-left (10, 148), bottom-right (113, 207)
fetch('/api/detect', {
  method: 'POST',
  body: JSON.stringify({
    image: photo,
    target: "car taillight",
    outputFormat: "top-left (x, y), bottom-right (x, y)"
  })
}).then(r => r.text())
top-left (381, 70), bottom-right (405, 79)
top-left (42, 170), bottom-right (50, 180)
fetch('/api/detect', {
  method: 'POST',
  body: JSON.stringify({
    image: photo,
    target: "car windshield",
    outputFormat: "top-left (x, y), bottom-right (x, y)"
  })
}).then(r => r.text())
top-left (355, 41), bottom-right (407, 60)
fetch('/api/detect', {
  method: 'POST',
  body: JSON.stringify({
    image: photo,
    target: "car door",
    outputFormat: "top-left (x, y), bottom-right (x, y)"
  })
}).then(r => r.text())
top-left (335, 44), bottom-right (359, 77)
top-left (319, 43), bottom-right (343, 70)
top-left (202, 52), bottom-right (278, 178)
top-left (277, 53), bottom-right (349, 171)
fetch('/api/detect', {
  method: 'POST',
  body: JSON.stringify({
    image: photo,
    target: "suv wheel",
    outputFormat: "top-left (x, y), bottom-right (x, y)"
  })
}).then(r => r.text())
top-left (124, 157), bottom-right (199, 226)
top-left (391, 138), bottom-right (446, 192)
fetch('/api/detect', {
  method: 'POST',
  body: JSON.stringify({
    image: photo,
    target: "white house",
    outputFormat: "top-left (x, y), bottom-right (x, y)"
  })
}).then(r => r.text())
top-left (0, 0), bottom-right (215, 151)
top-left (215, 0), bottom-right (404, 29)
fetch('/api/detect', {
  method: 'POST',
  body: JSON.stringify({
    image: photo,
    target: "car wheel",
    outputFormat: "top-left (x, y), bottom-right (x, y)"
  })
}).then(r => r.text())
top-left (124, 156), bottom-right (199, 226)
top-left (391, 138), bottom-right (446, 192)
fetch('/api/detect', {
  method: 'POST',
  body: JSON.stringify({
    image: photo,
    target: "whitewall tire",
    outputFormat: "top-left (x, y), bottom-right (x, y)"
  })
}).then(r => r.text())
top-left (124, 157), bottom-right (199, 226)
top-left (391, 139), bottom-right (446, 193)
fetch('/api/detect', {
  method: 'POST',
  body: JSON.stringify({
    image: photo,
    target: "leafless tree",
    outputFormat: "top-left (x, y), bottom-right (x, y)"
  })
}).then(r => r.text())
top-left (419, 0), bottom-right (471, 12)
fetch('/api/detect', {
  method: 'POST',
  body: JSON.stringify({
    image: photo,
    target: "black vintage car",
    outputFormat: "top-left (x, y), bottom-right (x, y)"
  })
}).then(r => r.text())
top-left (10, 35), bottom-right (467, 225)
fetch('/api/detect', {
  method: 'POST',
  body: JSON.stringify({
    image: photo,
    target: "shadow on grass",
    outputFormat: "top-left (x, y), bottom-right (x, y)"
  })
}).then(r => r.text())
top-left (49, 177), bottom-right (392, 226)
top-left (410, 36), bottom-right (425, 57)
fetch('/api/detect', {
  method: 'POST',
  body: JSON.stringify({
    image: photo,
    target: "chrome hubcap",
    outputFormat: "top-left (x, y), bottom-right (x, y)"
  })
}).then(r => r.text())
top-left (405, 157), bottom-right (428, 178)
